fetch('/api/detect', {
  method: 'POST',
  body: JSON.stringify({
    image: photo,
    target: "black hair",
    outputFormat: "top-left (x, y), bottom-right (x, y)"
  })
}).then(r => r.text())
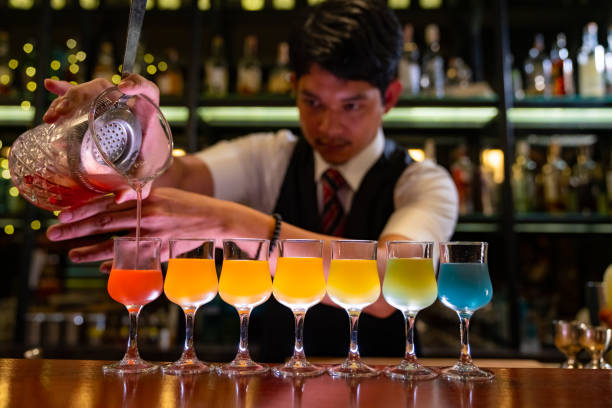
top-left (289, 0), bottom-right (403, 96)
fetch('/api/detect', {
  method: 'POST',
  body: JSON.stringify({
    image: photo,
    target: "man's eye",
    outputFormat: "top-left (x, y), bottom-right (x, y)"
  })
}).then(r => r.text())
top-left (302, 98), bottom-right (320, 108)
top-left (344, 103), bottom-right (361, 112)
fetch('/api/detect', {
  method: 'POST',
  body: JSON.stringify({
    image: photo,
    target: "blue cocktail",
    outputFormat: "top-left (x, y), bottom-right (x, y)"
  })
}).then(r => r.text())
top-left (438, 242), bottom-right (494, 381)
top-left (438, 263), bottom-right (492, 312)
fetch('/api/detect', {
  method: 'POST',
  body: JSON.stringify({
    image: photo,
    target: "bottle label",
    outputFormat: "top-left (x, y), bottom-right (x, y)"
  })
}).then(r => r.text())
top-left (579, 57), bottom-right (605, 97)
top-left (237, 67), bottom-right (262, 95)
top-left (206, 66), bottom-right (228, 96)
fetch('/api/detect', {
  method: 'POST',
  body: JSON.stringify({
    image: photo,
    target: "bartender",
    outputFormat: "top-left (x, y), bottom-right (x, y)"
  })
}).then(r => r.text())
top-left (43, 0), bottom-right (458, 360)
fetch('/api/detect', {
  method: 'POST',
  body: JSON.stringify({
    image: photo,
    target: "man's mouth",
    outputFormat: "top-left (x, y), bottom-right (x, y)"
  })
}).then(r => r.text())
top-left (315, 139), bottom-right (350, 149)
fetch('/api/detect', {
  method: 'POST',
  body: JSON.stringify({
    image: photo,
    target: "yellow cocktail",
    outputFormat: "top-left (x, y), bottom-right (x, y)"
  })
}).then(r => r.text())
top-left (327, 240), bottom-right (380, 378)
top-left (219, 259), bottom-right (272, 309)
top-left (382, 258), bottom-right (437, 313)
top-left (273, 257), bottom-right (326, 309)
top-left (162, 238), bottom-right (217, 375)
top-left (219, 238), bottom-right (272, 376)
top-left (165, 258), bottom-right (218, 309)
top-left (271, 239), bottom-right (327, 378)
top-left (327, 259), bottom-right (380, 310)
top-left (383, 241), bottom-right (438, 381)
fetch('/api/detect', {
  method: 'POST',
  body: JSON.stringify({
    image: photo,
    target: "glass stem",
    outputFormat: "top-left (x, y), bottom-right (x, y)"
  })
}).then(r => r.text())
top-left (347, 309), bottom-right (361, 362)
top-left (458, 311), bottom-right (473, 365)
top-left (124, 307), bottom-right (142, 362)
top-left (404, 311), bottom-right (418, 364)
top-left (567, 354), bottom-right (577, 368)
top-left (591, 352), bottom-right (602, 368)
top-left (236, 308), bottom-right (252, 361)
top-left (292, 310), bottom-right (307, 361)
top-left (180, 308), bottom-right (197, 361)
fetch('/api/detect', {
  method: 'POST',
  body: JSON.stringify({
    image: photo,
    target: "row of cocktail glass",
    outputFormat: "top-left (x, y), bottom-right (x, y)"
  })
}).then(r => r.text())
top-left (104, 238), bottom-right (494, 381)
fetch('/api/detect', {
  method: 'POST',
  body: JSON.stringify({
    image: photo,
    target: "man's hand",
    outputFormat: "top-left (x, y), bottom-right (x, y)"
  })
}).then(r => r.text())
top-left (46, 187), bottom-right (239, 268)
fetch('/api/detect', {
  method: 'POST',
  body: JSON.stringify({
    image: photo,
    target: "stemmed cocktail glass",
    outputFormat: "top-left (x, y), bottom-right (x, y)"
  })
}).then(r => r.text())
top-left (327, 240), bottom-right (381, 378)
top-left (437, 241), bottom-right (494, 381)
top-left (553, 320), bottom-right (583, 369)
top-left (272, 239), bottom-right (327, 377)
top-left (382, 241), bottom-right (438, 380)
top-left (218, 238), bottom-right (272, 375)
top-left (162, 238), bottom-right (218, 374)
top-left (580, 324), bottom-right (612, 369)
top-left (103, 237), bottom-right (163, 374)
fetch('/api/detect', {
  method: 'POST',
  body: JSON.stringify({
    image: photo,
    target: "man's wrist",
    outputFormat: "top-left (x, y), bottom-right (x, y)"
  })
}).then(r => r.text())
top-left (269, 213), bottom-right (282, 256)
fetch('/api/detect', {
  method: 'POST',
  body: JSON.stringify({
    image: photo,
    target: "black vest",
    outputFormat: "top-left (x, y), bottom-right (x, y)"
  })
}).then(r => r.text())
top-left (251, 137), bottom-right (413, 362)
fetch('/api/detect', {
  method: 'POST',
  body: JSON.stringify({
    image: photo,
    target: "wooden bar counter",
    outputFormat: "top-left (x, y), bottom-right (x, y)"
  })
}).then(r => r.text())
top-left (0, 358), bottom-right (610, 407)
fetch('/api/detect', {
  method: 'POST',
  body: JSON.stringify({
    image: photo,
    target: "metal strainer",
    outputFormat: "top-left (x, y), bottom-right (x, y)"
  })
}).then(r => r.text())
top-left (89, 0), bottom-right (146, 174)
top-left (91, 102), bottom-right (142, 173)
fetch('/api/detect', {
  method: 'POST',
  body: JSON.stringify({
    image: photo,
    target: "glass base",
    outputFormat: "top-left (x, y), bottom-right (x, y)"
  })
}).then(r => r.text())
top-left (561, 360), bottom-right (583, 369)
top-left (162, 358), bottom-right (211, 375)
top-left (102, 357), bottom-right (158, 374)
top-left (584, 359), bottom-right (612, 369)
top-left (328, 358), bottom-right (379, 378)
top-left (272, 358), bottom-right (326, 378)
top-left (217, 357), bottom-right (269, 376)
top-left (440, 362), bottom-right (494, 381)
top-left (384, 360), bottom-right (438, 381)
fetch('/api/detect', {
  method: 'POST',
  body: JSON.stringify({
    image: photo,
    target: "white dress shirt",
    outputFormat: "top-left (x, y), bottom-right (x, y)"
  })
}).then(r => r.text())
top-left (195, 129), bottom-right (458, 245)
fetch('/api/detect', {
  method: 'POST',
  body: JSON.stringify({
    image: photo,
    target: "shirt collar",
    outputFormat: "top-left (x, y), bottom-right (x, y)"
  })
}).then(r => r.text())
top-left (314, 128), bottom-right (384, 191)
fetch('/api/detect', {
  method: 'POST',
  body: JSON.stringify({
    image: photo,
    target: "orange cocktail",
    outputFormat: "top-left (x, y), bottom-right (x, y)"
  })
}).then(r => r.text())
top-left (273, 257), bottom-right (326, 309)
top-left (219, 259), bottom-right (272, 308)
top-left (108, 268), bottom-right (163, 309)
top-left (103, 237), bottom-right (162, 374)
top-left (164, 258), bottom-right (218, 308)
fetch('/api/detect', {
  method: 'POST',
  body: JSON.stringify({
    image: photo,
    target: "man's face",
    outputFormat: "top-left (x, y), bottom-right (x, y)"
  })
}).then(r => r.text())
top-left (296, 64), bottom-right (388, 165)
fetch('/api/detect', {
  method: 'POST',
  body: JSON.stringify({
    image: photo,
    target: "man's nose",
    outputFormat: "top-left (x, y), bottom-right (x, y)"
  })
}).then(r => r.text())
top-left (318, 109), bottom-right (344, 136)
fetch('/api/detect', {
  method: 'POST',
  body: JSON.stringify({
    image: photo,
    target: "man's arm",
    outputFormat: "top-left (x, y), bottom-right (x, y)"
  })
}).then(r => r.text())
top-left (153, 154), bottom-right (214, 196)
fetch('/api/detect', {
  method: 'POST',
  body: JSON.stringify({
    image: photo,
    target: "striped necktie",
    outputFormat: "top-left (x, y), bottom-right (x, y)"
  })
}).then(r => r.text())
top-left (320, 168), bottom-right (347, 236)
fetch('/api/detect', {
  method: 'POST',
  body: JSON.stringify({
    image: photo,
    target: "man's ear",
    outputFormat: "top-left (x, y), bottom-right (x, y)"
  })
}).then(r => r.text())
top-left (383, 80), bottom-right (403, 113)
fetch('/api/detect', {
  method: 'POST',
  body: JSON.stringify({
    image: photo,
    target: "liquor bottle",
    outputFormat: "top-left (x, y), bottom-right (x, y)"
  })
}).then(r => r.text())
top-left (92, 41), bottom-right (116, 83)
top-left (605, 26), bottom-right (612, 94)
top-left (156, 48), bottom-right (184, 97)
top-left (424, 138), bottom-right (436, 163)
top-left (398, 24), bottom-right (420, 96)
top-left (510, 54), bottom-right (525, 100)
top-left (524, 34), bottom-right (552, 97)
top-left (512, 140), bottom-right (537, 213)
top-left (450, 144), bottom-right (474, 215)
top-left (550, 33), bottom-right (575, 96)
top-left (541, 142), bottom-right (570, 213)
top-left (570, 144), bottom-right (604, 214)
top-left (420, 24), bottom-right (445, 97)
top-left (237, 35), bottom-right (262, 96)
top-left (446, 57), bottom-right (472, 88)
top-left (267, 42), bottom-right (292, 95)
top-left (578, 22), bottom-right (606, 97)
top-left (0, 31), bottom-right (15, 97)
top-left (204, 35), bottom-right (228, 97)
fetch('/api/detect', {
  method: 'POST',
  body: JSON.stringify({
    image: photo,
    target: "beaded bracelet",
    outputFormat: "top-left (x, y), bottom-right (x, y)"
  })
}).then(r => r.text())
top-left (269, 213), bottom-right (282, 256)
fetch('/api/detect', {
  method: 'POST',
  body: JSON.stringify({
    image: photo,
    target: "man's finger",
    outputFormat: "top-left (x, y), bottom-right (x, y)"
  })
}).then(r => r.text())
top-left (68, 240), bottom-right (114, 263)
top-left (59, 195), bottom-right (131, 223)
top-left (118, 74), bottom-right (160, 105)
top-left (100, 261), bottom-right (112, 274)
top-left (48, 208), bottom-right (137, 241)
top-left (44, 78), bottom-right (73, 96)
